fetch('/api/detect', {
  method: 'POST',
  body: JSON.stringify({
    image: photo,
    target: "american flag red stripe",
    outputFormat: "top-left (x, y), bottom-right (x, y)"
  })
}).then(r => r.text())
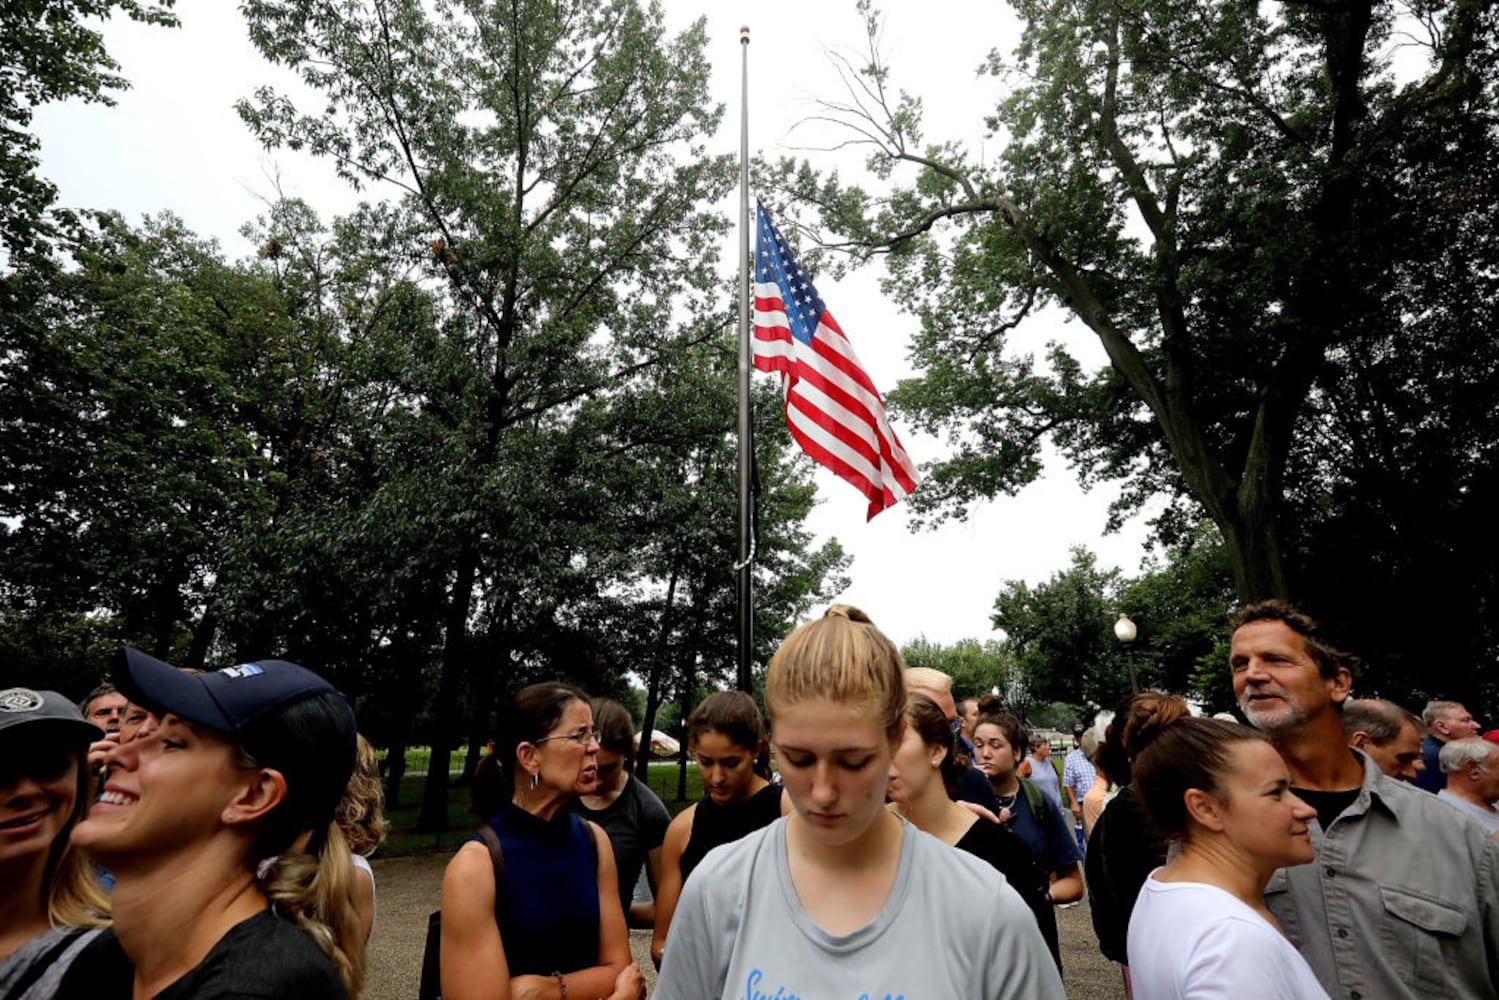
top-left (751, 203), bottom-right (919, 519)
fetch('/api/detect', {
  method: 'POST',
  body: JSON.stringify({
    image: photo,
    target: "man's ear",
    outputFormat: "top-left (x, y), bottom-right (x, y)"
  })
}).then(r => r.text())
top-left (222, 768), bottom-right (288, 827)
top-left (1328, 667), bottom-right (1354, 706)
top-left (1349, 731), bottom-right (1371, 751)
top-left (1183, 788), bottom-right (1227, 832)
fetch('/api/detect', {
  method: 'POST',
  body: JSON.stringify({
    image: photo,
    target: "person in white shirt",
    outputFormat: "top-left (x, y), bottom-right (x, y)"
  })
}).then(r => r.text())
top-left (1126, 713), bottom-right (1329, 999)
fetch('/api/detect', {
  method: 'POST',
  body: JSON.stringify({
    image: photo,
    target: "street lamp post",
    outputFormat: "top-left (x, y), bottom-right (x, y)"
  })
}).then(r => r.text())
top-left (1114, 613), bottom-right (1140, 692)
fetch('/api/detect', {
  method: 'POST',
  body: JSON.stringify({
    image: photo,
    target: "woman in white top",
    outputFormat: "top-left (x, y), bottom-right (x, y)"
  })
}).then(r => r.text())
top-left (653, 605), bottom-right (1064, 1000)
top-left (1126, 713), bottom-right (1328, 999)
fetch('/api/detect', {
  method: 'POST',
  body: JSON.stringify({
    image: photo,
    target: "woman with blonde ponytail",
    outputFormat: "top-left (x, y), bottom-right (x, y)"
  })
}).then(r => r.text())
top-left (54, 648), bottom-right (363, 999)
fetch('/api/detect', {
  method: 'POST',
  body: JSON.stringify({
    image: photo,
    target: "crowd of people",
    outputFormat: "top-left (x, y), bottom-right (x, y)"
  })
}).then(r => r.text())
top-left (3, 598), bottom-right (1497, 999)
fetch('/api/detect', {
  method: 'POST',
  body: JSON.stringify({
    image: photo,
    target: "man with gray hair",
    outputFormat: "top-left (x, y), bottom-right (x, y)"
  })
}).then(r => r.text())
top-left (1342, 698), bottom-right (1426, 783)
top-left (1438, 738), bottom-right (1499, 835)
top-left (1230, 599), bottom-right (1499, 1000)
top-left (1415, 699), bottom-right (1481, 792)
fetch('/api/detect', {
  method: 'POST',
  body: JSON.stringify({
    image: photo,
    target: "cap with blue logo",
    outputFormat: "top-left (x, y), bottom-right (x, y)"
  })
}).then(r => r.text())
top-left (113, 647), bottom-right (340, 736)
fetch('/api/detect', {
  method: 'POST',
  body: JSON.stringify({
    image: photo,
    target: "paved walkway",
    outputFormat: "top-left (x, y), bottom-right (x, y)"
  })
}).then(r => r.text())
top-left (366, 854), bottom-right (1125, 1000)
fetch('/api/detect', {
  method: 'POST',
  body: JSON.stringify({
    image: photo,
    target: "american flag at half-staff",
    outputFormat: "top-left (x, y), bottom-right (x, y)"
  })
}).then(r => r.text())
top-left (751, 201), bottom-right (920, 520)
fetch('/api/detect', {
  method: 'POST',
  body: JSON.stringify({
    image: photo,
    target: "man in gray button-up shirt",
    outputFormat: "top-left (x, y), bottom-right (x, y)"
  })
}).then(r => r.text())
top-left (1231, 600), bottom-right (1499, 1000)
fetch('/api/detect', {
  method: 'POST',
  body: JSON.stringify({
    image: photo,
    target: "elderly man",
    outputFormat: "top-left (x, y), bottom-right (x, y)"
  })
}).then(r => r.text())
top-left (1341, 698), bottom-right (1426, 783)
top-left (1231, 600), bottom-right (1499, 1000)
top-left (904, 667), bottom-right (1001, 814)
top-left (1415, 699), bottom-right (1482, 792)
top-left (957, 697), bottom-right (980, 753)
top-left (1438, 738), bottom-right (1499, 835)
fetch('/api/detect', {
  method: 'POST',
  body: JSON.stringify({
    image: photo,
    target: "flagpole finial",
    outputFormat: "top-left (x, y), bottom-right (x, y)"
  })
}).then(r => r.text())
top-left (740, 25), bottom-right (750, 43)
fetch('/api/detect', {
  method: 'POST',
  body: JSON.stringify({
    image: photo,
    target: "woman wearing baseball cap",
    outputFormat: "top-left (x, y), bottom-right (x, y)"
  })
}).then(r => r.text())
top-left (0, 688), bottom-right (110, 997)
top-left (53, 647), bottom-right (365, 999)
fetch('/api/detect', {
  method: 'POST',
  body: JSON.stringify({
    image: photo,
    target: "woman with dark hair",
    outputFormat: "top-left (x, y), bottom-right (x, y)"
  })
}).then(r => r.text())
top-left (574, 697), bottom-right (671, 928)
top-left (887, 693), bottom-right (1062, 971)
top-left (1127, 714), bottom-right (1326, 998)
top-left (53, 648), bottom-right (367, 998)
top-left (651, 690), bottom-right (786, 968)
top-left (1085, 692), bottom-right (1190, 974)
top-left (653, 606), bottom-right (1062, 999)
top-left (970, 695), bottom-right (1083, 906)
top-left (441, 682), bottom-right (643, 1000)
top-left (0, 689), bottom-right (110, 997)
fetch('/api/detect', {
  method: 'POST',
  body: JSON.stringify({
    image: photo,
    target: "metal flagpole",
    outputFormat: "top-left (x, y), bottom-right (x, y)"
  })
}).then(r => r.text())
top-left (735, 25), bottom-right (754, 693)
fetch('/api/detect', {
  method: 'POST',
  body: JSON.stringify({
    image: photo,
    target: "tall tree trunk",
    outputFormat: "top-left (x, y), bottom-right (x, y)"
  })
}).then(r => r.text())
top-left (674, 653), bottom-right (697, 803)
top-left (418, 546), bottom-right (479, 832)
top-left (383, 734), bottom-right (408, 809)
top-left (461, 637), bottom-right (499, 785)
top-left (635, 563), bottom-right (681, 781)
top-left (184, 600), bottom-right (218, 670)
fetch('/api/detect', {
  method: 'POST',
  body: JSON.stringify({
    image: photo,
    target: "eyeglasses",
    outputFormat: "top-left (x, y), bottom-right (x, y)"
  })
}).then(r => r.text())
top-left (533, 727), bottom-right (600, 747)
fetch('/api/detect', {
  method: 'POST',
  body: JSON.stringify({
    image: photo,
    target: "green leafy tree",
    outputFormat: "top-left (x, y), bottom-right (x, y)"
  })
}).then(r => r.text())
top-left (993, 547), bottom-right (1124, 713)
top-left (785, 0), bottom-right (1499, 617)
top-left (901, 636), bottom-right (1014, 704)
top-left (238, 0), bottom-right (739, 829)
top-left (0, 211), bottom-right (284, 664)
top-left (0, 0), bottom-right (177, 259)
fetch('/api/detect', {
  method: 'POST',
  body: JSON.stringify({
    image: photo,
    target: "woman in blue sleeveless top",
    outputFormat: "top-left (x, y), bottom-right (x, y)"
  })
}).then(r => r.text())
top-left (440, 683), bottom-right (644, 1000)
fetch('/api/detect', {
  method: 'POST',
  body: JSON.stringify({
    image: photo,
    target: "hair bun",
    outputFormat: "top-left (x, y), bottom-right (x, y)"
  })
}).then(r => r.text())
top-left (824, 604), bottom-right (871, 624)
top-left (976, 692), bottom-right (1005, 715)
top-left (1121, 692), bottom-right (1192, 758)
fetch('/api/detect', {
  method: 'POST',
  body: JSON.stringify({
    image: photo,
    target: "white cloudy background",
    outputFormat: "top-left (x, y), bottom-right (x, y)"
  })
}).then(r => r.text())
top-left (34, 0), bottom-right (1159, 648)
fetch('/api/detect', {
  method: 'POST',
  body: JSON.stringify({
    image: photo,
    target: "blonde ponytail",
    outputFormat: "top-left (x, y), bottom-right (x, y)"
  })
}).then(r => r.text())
top-left (260, 823), bottom-right (366, 998)
top-left (49, 842), bottom-right (110, 928)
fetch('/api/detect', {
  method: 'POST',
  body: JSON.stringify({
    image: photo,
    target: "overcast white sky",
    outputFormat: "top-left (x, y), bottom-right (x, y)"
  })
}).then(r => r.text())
top-left (33, 0), bottom-right (1157, 649)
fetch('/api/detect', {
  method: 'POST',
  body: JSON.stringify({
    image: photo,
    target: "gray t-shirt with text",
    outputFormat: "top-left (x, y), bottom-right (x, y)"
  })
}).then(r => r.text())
top-left (654, 815), bottom-right (1064, 1000)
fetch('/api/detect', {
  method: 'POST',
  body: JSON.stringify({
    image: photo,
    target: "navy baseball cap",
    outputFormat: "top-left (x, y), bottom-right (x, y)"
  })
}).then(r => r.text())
top-left (0, 688), bottom-right (104, 745)
top-left (112, 647), bottom-right (357, 848)
top-left (112, 647), bottom-right (341, 736)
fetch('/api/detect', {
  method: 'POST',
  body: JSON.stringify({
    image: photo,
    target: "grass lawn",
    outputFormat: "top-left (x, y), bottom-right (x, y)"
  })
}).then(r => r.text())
top-left (378, 760), bottom-right (706, 858)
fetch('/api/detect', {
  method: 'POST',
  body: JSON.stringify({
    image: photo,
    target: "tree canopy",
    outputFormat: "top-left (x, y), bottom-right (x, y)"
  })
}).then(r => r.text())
top-left (2, 0), bottom-right (851, 831)
top-left (781, 0), bottom-right (1498, 704)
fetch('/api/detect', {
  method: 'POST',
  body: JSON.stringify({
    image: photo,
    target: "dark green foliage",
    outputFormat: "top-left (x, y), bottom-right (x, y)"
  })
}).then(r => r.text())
top-left (0, 0), bottom-right (177, 259)
top-left (781, 0), bottom-right (1499, 709)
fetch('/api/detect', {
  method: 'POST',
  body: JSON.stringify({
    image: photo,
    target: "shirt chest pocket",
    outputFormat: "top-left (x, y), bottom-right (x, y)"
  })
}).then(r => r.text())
top-left (1379, 885), bottom-right (1467, 996)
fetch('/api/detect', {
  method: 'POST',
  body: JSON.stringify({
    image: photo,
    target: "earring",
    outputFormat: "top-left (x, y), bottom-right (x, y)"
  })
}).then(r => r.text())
top-left (226, 812), bottom-right (238, 821)
top-left (931, 759), bottom-right (940, 768)
top-left (530, 772), bottom-right (539, 792)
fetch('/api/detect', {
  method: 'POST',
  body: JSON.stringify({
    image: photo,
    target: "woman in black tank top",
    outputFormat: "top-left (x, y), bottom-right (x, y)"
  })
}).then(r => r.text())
top-left (650, 691), bottom-right (785, 968)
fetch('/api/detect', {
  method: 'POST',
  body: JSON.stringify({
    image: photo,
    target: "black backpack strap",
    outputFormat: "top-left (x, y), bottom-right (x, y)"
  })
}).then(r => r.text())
top-left (477, 823), bottom-right (506, 884)
top-left (418, 826), bottom-right (507, 1000)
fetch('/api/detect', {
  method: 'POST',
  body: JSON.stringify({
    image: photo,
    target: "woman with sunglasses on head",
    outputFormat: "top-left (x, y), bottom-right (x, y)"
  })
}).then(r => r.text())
top-left (651, 690), bottom-right (787, 968)
top-left (0, 689), bottom-right (110, 998)
top-left (1126, 713), bottom-right (1328, 999)
top-left (886, 692), bottom-right (1062, 973)
top-left (52, 648), bottom-right (366, 999)
top-left (441, 683), bottom-right (644, 1000)
top-left (574, 698), bottom-right (671, 928)
top-left (654, 606), bottom-right (1063, 1000)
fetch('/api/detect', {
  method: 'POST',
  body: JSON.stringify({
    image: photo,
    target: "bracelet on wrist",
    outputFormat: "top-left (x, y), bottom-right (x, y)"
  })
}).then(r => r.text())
top-left (552, 971), bottom-right (567, 1000)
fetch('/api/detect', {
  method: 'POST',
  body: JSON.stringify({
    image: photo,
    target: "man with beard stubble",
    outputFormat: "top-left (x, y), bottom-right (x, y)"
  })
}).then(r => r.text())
top-left (1230, 600), bottom-right (1499, 1000)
